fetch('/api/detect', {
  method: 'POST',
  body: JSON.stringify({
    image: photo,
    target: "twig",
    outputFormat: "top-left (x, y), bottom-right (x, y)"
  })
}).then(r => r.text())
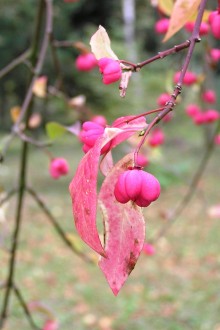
top-left (120, 40), bottom-right (191, 71)
top-left (0, 1), bottom-right (51, 327)
top-left (12, 283), bottom-right (41, 330)
top-left (0, 134), bottom-right (16, 163)
top-left (26, 187), bottom-right (94, 264)
top-left (14, 130), bottom-right (52, 148)
top-left (0, 188), bottom-right (18, 207)
top-left (0, 50), bottom-right (30, 79)
top-left (53, 40), bottom-right (75, 48)
top-left (151, 121), bottom-right (220, 243)
top-left (13, 0), bottom-right (53, 130)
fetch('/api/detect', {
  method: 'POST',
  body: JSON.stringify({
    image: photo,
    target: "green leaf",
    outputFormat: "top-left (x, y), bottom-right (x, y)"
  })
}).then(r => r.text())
top-left (46, 122), bottom-right (66, 140)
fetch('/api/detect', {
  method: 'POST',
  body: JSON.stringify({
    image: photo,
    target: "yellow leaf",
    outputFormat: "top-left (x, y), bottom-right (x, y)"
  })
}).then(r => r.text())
top-left (163, 0), bottom-right (201, 42)
top-left (158, 0), bottom-right (174, 16)
top-left (32, 76), bottom-right (47, 98)
top-left (10, 106), bottom-right (21, 123)
top-left (90, 25), bottom-right (119, 60)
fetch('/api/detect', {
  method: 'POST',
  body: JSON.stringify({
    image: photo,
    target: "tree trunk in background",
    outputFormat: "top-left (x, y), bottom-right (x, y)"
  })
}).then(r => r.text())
top-left (121, 0), bottom-right (137, 62)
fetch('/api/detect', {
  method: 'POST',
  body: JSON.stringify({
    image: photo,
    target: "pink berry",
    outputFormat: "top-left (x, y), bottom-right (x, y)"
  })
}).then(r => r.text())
top-left (142, 243), bottom-right (155, 256)
top-left (79, 121), bottom-right (105, 152)
top-left (114, 168), bottom-right (160, 207)
top-left (210, 11), bottom-right (220, 39)
top-left (214, 134), bottom-right (220, 145)
top-left (208, 11), bottom-right (218, 24)
top-left (162, 112), bottom-right (173, 123)
top-left (185, 104), bottom-right (201, 117)
top-left (155, 18), bottom-right (170, 34)
top-left (49, 158), bottom-right (69, 179)
top-left (204, 109), bottom-right (220, 123)
top-left (91, 115), bottom-right (107, 127)
top-left (148, 128), bottom-right (165, 147)
top-left (210, 48), bottom-right (220, 62)
top-left (75, 53), bottom-right (97, 71)
top-left (157, 93), bottom-right (170, 106)
top-left (185, 21), bottom-right (209, 36)
top-left (43, 320), bottom-right (59, 330)
top-left (98, 57), bottom-right (122, 85)
top-left (193, 112), bottom-right (206, 125)
top-left (136, 154), bottom-right (149, 167)
top-left (202, 90), bottom-right (216, 104)
top-left (174, 71), bottom-right (197, 85)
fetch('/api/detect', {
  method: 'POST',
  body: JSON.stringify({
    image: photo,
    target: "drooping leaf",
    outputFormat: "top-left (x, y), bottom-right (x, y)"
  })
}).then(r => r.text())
top-left (90, 25), bottom-right (119, 60)
top-left (163, 0), bottom-right (201, 42)
top-left (69, 116), bottom-right (147, 256)
top-left (69, 136), bottom-right (106, 256)
top-left (98, 154), bottom-right (145, 295)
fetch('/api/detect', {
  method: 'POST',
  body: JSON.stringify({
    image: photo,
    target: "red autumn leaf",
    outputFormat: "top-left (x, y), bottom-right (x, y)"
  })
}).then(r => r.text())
top-left (98, 154), bottom-right (145, 295)
top-left (69, 115), bottom-right (146, 256)
top-left (69, 136), bottom-right (106, 256)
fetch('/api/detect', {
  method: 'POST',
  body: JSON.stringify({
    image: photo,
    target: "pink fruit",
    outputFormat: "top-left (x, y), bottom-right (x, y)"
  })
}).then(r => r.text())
top-left (210, 11), bottom-right (220, 39)
top-left (79, 121), bottom-right (105, 153)
top-left (148, 128), bottom-right (165, 147)
top-left (210, 48), bottom-right (220, 62)
top-left (185, 104), bottom-right (201, 117)
top-left (157, 93), bottom-right (170, 106)
top-left (142, 243), bottom-right (156, 256)
top-left (204, 109), bottom-right (220, 123)
top-left (49, 158), bottom-right (69, 179)
top-left (202, 90), bottom-right (216, 104)
top-left (155, 18), bottom-right (170, 34)
top-left (91, 115), bottom-right (107, 127)
top-left (193, 112), bottom-right (206, 125)
top-left (114, 168), bottom-right (160, 207)
top-left (75, 53), bottom-right (97, 71)
top-left (98, 58), bottom-right (122, 85)
top-left (174, 71), bottom-right (197, 85)
top-left (214, 134), bottom-right (220, 145)
top-left (43, 320), bottom-right (59, 330)
top-left (185, 21), bottom-right (209, 35)
top-left (136, 154), bottom-right (149, 167)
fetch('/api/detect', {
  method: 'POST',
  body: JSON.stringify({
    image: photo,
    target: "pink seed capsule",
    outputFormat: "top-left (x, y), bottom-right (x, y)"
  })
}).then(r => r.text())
top-left (98, 58), bottom-right (122, 85)
top-left (75, 53), bottom-right (97, 71)
top-left (49, 158), bottom-right (69, 179)
top-left (114, 168), bottom-right (160, 207)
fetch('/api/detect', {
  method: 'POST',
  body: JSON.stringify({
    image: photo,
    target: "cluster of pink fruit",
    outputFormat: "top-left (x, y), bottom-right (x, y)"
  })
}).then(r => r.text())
top-left (75, 52), bottom-right (122, 85)
top-left (185, 88), bottom-right (219, 125)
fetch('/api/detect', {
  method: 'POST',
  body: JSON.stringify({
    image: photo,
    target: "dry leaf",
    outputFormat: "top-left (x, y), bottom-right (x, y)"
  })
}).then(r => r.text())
top-left (90, 25), bottom-right (119, 60)
top-left (10, 106), bottom-right (21, 123)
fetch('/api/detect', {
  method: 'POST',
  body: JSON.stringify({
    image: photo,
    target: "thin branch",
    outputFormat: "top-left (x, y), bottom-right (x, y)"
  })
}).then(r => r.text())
top-left (152, 121), bottom-right (220, 243)
top-left (14, 130), bottom-right (52, 148)
top-left (26, 187), bottom-right (94, 264)
top-left (0, 1), bottom-right (51, 327)
top-left (0, 50), bottom-right (30, 80)
top-left (0, 134), bottom-right (16, 163)
top-left (53, 40), bottom-right (75, 48)
top-left (12, 284), bottom-right (41, 330)
top-left (0, 188), bottom-right (18, 207)
top-left (13, 0), bottom-right (53, 131)
top-left (120, 40), bottom-right (191, 71)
